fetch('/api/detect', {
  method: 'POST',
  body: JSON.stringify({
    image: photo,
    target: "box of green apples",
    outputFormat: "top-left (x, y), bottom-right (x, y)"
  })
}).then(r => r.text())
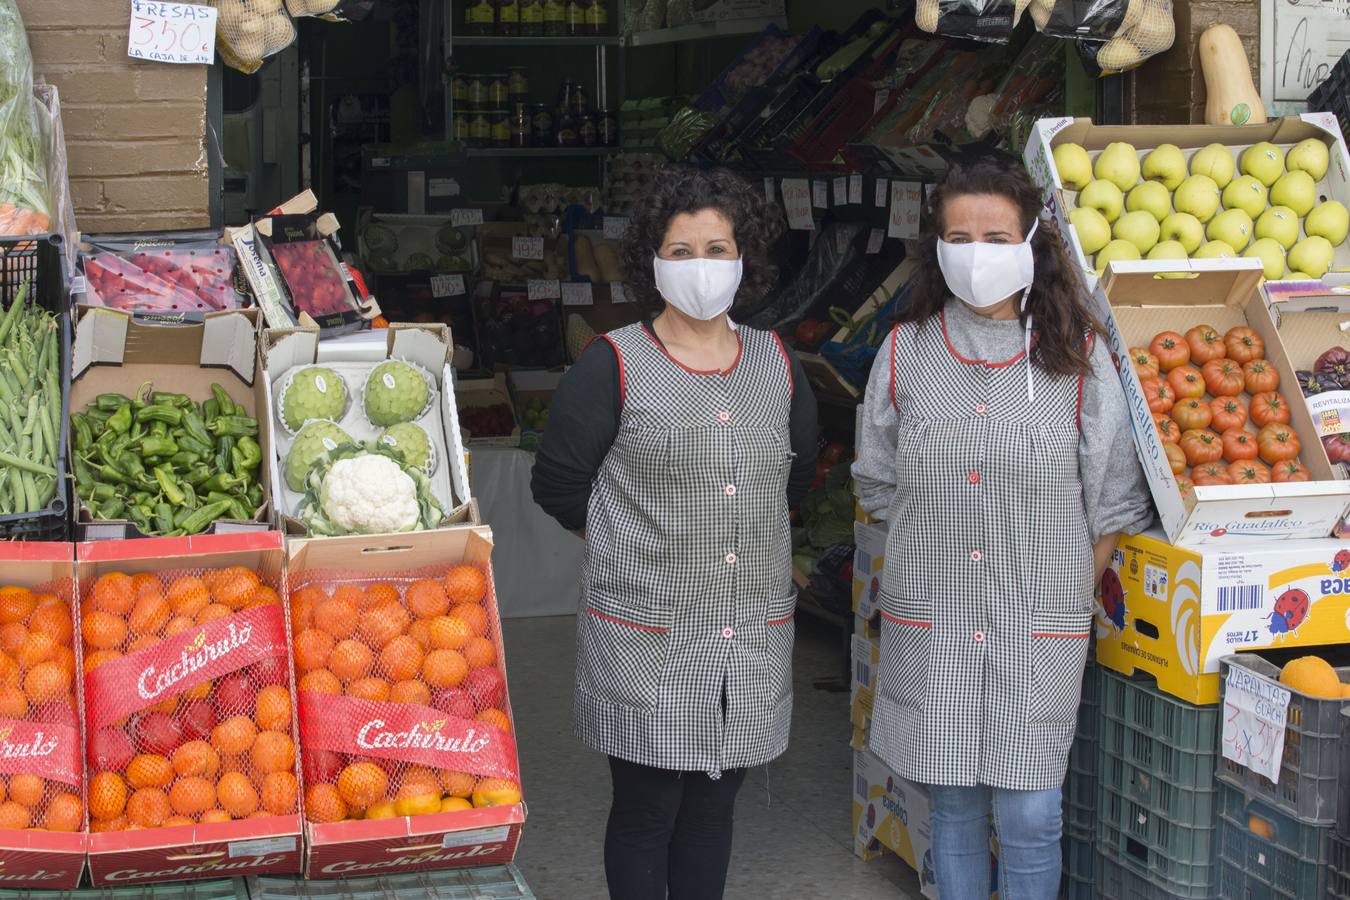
top-left (508, 368), bottom-right (561, 453)
top-left (1024, 114), bottom-right (1350, 287)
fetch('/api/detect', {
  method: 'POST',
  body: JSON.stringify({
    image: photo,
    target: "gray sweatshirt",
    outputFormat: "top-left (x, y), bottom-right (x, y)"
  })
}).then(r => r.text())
top-left (852, 298), bottom-right (1154, 542)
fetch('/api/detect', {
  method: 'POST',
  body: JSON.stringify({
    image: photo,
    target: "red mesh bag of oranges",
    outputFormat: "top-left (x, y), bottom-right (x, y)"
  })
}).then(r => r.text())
top-left (291, 556), bottom-right (521, 825)
top-left (80, 559), bottom-right (299, 834)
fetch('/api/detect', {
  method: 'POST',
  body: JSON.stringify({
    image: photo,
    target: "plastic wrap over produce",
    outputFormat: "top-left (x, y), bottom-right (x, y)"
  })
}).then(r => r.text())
top-left (203, 0), bottom-right (297, 74)
top-left (0, 0), bottom-right (54, 238)
top-left (915, 0), bottom-right (1015, 43)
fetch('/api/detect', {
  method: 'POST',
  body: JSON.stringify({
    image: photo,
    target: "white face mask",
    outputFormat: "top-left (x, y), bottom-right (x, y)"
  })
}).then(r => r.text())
top-left (936, 219), bottom-right (1038, 309)
top-left (653, 256), bottom-right (743, 321)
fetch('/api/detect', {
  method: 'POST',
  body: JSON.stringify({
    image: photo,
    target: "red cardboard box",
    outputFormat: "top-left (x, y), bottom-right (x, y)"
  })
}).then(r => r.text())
top-left (286, 527), bottom-right (525, 880)
top-left (77, 531), bottom-right (303, 886)
top-left (0, 543), bottom-right (85, 889)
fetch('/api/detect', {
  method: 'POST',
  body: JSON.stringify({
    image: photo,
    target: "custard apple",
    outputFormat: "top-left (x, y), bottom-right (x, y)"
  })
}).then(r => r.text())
top-left (364, 360), bottom-right (429, 427)
top-left (285, 420), bottom-right (355, 491)
top-left (281, 367), bottom-right (348, 433)
top-left (379, 422), bottom-right (433, 472)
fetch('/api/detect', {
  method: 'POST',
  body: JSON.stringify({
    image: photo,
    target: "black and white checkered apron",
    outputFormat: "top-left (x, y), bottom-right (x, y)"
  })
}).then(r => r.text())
top-left (574, 323), bottom-right (797, 774)
top-left (870, 311), bottom-right (1094, 791)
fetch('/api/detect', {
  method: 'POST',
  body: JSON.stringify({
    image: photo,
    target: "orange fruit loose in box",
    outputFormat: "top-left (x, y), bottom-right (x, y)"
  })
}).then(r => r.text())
top-left (439, 770), bottom-right (475, 798)
top-left (82, 611), bottom-right (126, 651)
top-left (0, 587), bottom-right (36, 625)
top-left (294, 629), bottom-right (335, 672)
top-left (251, 731), bottom-right (295, 775)
top-left (0, 801), bottom-right (30, 829)
top-left (9, 774), bottom-right (43, 808)
top-left (441, 797), bottom-right (472, 812)
top-left (167, 577), bottom-right (210, 618)
top-left (93, 573), bottom-right (135, 616)
top-left (28, 601), bottom-right (72, 645)
top-left (1279, 656), bottom-right (1343, 698)
top-left (424, 649), bottom-right (468, 689)
top-left (363, 583), bottom-right (399, 610)
top-left (452, 603), bottom-right (488, 637)
top-left (255, 685), bottom-right (292, 731)
top-left (262, 772), bottom-right (297, 816)
top-left (429, 616), bottom-right (472, 650)
top-left (358, 603), bottom-right (410, 649)
top-left (212, 717), bottom-right (258, 756)
top-left (472, 778), bottom-right (521, 808)
top-left (463, 637), bottom-right (496, 669)
top-left (172, 741), bottom-right (220, 779)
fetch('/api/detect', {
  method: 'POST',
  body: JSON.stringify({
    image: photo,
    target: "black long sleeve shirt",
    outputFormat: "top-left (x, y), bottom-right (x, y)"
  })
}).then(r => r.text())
top-left (531, 321), bottom-right (820, 531)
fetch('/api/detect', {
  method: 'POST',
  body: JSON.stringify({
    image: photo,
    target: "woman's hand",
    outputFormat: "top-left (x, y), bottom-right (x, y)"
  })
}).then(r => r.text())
top-left (1092, 533), bottom-right (1119, 591)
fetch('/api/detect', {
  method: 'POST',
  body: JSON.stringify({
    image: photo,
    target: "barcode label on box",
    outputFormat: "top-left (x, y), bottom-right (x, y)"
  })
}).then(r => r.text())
top-left (1217, 584), bottom-right (1263, 612)
top-left (1144, 564), bottom-right (1168, 602)
top-left (513, 236), bottom-right (545, 260)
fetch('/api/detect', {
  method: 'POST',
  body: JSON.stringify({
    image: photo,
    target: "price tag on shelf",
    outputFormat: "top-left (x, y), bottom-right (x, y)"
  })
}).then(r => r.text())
top-left (603, 216), bottom-right (630, 240)
top-left (512, 236), bottom-right (545, 260)
top-left (849, 174), bottom-right (864, 205)
top-left (430, 274), bottom-right (466, 298)
top-left (889, 181), bottom-right (922, 239)
top-left (833, 177), bottom-right (849, 206)
top-left (835, 230), bottom-right (852, 254)
top-left (127, 1), bottom-right (216, 65)
top-left (450, 208), bottom-right (483, 227)
top-left (764, 177), bottom-right (776, 204)
top-left (781, 179), bottom-right (813, 231)
top-left (611, 283), bottom-right (629, 303)
top-left (527, 279), bottom-right (561, 300)
top-left (561, 282), bottom-right (594, 306)
top-left (875, 178), bottom-right (889, 208)
top-left (866, 229), bottom-right (885, 255)
top-left (812, 180), bottom-right (828, 209)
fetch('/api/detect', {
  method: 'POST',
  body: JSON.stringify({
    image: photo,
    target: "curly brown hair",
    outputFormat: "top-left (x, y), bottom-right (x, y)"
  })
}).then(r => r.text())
top-left (620, 164), bottom-right (785, 314)
top-left (903, 158), bottom-right (1102, 378)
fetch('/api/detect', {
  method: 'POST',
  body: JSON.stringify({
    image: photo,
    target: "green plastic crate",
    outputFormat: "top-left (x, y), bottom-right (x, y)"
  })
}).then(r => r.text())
top-left (1331, 831), bottom-right (1350, 900)
top-left (1095, 851), bottom-right (1215, 900)
top-left (247, 867), bottom-right (535, 900)
top-left (0, 880), bottom-right (246, 900)
top-left (1100, 669), bottom-right (1218, 759)
top-left (1217, 782), bottom-right (1329, 900)
top-left (1062, 754), bottom-right (1097, 836)
top-left (1062, 829), bottom-right (1096, 900)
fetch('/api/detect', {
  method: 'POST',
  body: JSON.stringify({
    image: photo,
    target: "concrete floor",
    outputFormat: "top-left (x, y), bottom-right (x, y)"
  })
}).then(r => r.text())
top-left (501, 614), bottom-right (923, 900)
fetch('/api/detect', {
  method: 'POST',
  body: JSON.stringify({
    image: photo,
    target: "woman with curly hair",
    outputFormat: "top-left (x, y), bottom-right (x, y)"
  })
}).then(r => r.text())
top-left (532, 164), bottom-right (818, 899)
top-left (853, 156), bottom-right (1151, 899)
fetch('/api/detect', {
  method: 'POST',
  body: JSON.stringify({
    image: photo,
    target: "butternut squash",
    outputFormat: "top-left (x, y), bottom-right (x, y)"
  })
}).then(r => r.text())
top-left (1200, 24), bottom-right (1266, 126)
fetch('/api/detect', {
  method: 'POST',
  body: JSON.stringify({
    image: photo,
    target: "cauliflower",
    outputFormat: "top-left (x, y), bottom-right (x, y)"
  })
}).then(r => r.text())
top-left (299, 444), bottom-right (442, 535)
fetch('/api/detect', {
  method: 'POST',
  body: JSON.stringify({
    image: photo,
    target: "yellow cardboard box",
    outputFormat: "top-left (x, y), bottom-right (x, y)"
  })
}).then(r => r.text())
top-left (851, 633), bottom-right (879, 734)
top-left (1096, 529), bottom-right (1350, 704)
top-left (853, 520), bottom-right (887, 620)
top-left (852, 747), bottom-right (935, 897)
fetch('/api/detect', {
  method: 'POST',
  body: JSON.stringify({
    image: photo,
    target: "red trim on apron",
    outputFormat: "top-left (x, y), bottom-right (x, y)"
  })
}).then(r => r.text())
top-left (771, 330), bottom-right (793, 399)
top-left (640, 322), bottom-right (743, 376)
top-left (586, 609), bottom-right (671, 633)
top-left (599, 334), bottom-right (626, 409)
top-left (880, 611), bottom-right (932, 629)
top-left (1031, 631), bottom-right (1090, 639)
top-left (939, 310), bottom-right (1028, 369)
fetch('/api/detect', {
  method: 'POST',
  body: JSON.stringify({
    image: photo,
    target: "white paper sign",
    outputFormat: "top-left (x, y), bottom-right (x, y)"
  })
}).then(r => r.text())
top-left (611, 282), bottom-right (629, 303)
top-left (875, 178), bottom-right (890, 208)
top-left (450, 208), bottom-right (483, 227)
top-left (127, 1), bottom-right (216, 65)
top-left (513, 236), bottom-right (545, 260)
top-left (836, 230), bottom-right (852, 255)
top-left (1221, 665), bottom-right (1290, 784)
top-left (781, 179), bottom-right (814, 231)
top-left (867, 228), bottom-right (885, 255)
top-left (849, 174), bottom-right (864, 205)
top-left (527, 279), bottom-right (561, 300)
top-left (813, 181), bottom-right (829, 209)
top-left (430, 274), bottom-right (466, 298)
top-left (561, 282), bottom-right (594, 306)
top-left (603, 217), bottom-right (630, 240)
top-left (1261, 0), bottom-right (1350, 114)
top-left (889, 181), bottom-right (922, 239)
top-left (428, 178), bottom-right (460, 198)
top-left (833, 177), bottom-right (849, 206)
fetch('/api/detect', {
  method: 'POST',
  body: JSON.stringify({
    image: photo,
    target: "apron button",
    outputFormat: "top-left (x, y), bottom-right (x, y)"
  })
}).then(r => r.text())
top-left (724, 485), bottom-right (737, 496)
top-left (967, 472), bottom-right (980, 485)
top-left (975, 403), bottom-right (988, 414)
top-left (718, 411), bottom-right (730, 422)
top-left (722, 627), bottom-right (734, 639)
top-left (970, 550), bottom-right (982, 562)
top-left (725, 553), bottom-right (738, 565)
top-left (974, 630), bottom-right (985, 643)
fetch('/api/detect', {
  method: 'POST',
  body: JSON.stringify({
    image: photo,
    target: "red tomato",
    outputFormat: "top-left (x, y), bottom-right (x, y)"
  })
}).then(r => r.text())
top-left (1180, 429), bottom-right (1224, 466)
top-left (1143, 378), bottom-right (1177, 415)
top-left (1243, 359), bottom-right (1280, 394)
top-left (1172, 398), bottom-right (1213, 432)
top-left (1257, 423), bottom-right (1301, 464)
top-left (1229, 459), bottom-right (1272, 484)
top-left (1221, 428), bottom-right (1259, 461)
top-left (1153, 414), bottom-right (1180, 445)
top-left (1202, 358), bottom-right (1246, 397)
top-left (1130, 347), bottom-right (1160, 381)
top-left (1168, 364), bottom-right (1207, 400)
top-left (1193, 461), bottom-right (1235, 486)
top-left (1249, 392), bottom-right (1290, 427)
top-left (1177, 475), bottom-right (1195, 500)
top-left (1272, 459), bottom-right (1311, 483)
top-left (1209, 396), bottom-right (1248, 433)
top-left (1164, 443), bottom-right (1187, 474)
top-left (1149, 331), bottom-right (1191, 372)
top-left (1185, 324), bottom-right (1226, 364)
top-left (1224, 327), bottom-right (1265, 364)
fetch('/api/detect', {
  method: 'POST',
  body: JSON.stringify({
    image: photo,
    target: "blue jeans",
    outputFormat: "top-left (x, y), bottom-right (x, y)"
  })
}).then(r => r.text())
top-left (929, 784), bottom-right (1062, 900)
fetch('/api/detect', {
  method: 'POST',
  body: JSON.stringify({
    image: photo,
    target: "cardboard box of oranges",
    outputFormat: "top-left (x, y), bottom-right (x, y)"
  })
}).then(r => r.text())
top-left (285, 527), bottom-right (524, 879)
top-left (76, 531), bottom-right (303, 886)
top-left (0, 542), bottom-right (86, 888)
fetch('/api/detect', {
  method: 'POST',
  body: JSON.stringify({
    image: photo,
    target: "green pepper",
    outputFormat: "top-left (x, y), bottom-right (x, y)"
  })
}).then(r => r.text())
top-left (94, 464), bottom-right (128, 485)
top-left (71, 414), bottom-right (93, 453)
top-left (105, 403), bottom-right (132, 434)
top-left (128, 508), bottom-right (152, 533)
top-left (200, 472), bottom-right (245, 494)
top-left (137, 404), bottom-right (183, 427)
top-left (140, 436), bottom-right (179, 460)
top-left (177, 434), bottom-right (213, 457)
top-left (186, 467), bottom-right (214, 488)
top-left (169, 451), bottom-right (202, 469)
top-left (234, 435), bottom-right (262, 472)
top-left (154, 466), bottom-right (187, 506)
top-left (151, 392), bottom-right (194, 410)
top-left (87, 482), bottom-right (116, 503)
top-left (227, 496), bottom-right (254, 521)
top-left (182, 410), bottom-right (212, 448)
top-left (101, 498), bottom-right (125, 521)
top-left (71, 454), bottom-right (96, 491)
top-left (115, 451), bottom-right (144, 480)
top-left (208, 415), bottom-right (258, 439)
top-left (203, 398), bottom-right (219, 423)
top-left (246, 483), bottom-right (264, 509)
top-left (155, 503), bottom-right (175, 535)
top-left (85, 406), bottom-right (112, 428)
top-left (216, 435), bottom-right (234, 477)
top-left (210, 384), bottom-right (236, 418)
top-left (177, 500), bottom-right (232, 535)
top-left (95, 393), bottom-right (132, 412)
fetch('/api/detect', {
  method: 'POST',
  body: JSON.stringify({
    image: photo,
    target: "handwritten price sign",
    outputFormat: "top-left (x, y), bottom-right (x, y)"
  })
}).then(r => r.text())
top-left (128, 1), bottom-right (217, 65)
top-left (1221, 665), bottom-right (1290, 784)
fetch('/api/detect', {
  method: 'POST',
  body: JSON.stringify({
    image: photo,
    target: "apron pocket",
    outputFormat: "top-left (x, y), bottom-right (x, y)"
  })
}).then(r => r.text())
top-left (577, 593), bottom-right (673, 712)
top-left (1029, 610), bottom-right (1092, 724)
top-left (877, 596), bottom-right (933, 712)
top-left (765, 591), bottom-right (797, 702)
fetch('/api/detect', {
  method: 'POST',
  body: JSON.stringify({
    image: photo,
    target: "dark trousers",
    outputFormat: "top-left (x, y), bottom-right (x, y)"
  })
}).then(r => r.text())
top-left (603, 755), bottom-right (748, 900)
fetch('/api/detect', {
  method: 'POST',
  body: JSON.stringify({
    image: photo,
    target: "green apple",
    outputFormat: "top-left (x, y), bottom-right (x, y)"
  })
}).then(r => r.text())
top-left (1094, 142), bottom-right (1142, 192)
top-left (1053, 143), bottom-right (1094, 191)
top-left (1079, 179), bottom-right (1125, 223)
top-left (1160, 212), bottom-right (1205, 254)
top-left (1194, 240), bottom-right (1237, 259)
top-left (1285, 271), bottom-right (1315, 280)
top-left (1113, 210), bottom-right (1161, 253)
top-left (1094, 239), bottom-right (1142, 275)
top-left (1243, 238), bottom-right (1287, 279)
top-left (1269, 170), bottom-right (1318, 217)
top-left (1286, 138), bottom-right (1330, 181)
top-left (1126, 181), bottom-right (1172, 221)
top-left (1189, 143), bottom-right (1236, 188)
top-left (1288, 235), bottom-right (1335, 277)
top-left (1240, 142), bottom-right (1286, 187)
top-left (1221, 175), bottom-right (1268, 219)
top-left (1142, 143), bottom-right (1187, 190)
top-left (1305, 200), bottom-right (1350, 245)
top-left (1207, 208), bottom-right (1254, 251)
top-left (1173, 174), bottom-right (1222, 223)
top-left (1254, 206), bottom-right (1301, 249)
top-left (1068, 206), bottom-right (1113, 255)
top-left (1147, 240), bottom-right (1188, 260)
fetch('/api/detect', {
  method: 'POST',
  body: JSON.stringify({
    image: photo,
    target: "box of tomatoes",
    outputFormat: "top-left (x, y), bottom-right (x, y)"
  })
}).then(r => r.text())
top-left (285, 527), bottom-right (524, 880)
top-left (0, 543), bottom-right (86, 888)
top-left (76, 531), bottom-right (304, 886)
top-left (1099, 260), bottom-right (1350, 546)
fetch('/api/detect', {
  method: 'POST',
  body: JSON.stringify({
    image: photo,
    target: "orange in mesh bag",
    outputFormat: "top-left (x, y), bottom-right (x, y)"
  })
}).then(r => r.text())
top-left (82, 563), bottom-right (297, 833)
top-left (292, 562), bottom-right (521, 825)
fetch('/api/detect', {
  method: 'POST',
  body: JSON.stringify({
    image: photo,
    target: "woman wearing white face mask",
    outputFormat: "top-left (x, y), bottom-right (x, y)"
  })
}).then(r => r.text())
top-left (853, 158), bottom-right (1151, 899)
top-left (532, 165), bottom-right (818, 900)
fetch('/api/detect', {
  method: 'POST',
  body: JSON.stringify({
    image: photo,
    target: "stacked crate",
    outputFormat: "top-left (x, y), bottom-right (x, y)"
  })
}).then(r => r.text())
top-left (1060, 661), bottom-right (1101, 900)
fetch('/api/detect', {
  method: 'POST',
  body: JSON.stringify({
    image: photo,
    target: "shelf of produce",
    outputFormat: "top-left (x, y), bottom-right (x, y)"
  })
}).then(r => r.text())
top-left (452, 35), bottom-right (622, 46)
top-left (627, 16), bottom-right (787, 47)
top-left (464, 147), bottom-right (620, 158)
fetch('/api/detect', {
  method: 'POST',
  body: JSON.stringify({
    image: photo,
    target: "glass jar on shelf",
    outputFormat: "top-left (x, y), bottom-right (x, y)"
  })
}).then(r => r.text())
top-left (530, 104), bottom-right (554, 144)
top-left (469, 111), bottom-right (491, 146)
top-left (585, 0), bottom-right (608, 34)
top-left (488, 110), bottom-right (511, 147)
top-left (463, 0), bottom-right (495, 36)
top-left (486, 73), bottom-right (510, 108)
top-left (495, 0), bottom-right (520, 35)
top-left (565, 0), bottom-right (588, 36)
top-left (542, 0), bottom-right (566, 35)
top-left (555, 109), bottom-right (579, 147)
top-left (451, 73), bottom-right (471, 109)
top-left (579, 113), bottom-right (598, 147)
top-left (519, 0), bottom-right (544, 34)
top-left (511, 103), bottom-right (531, 148)
top-left (466, 74), bottom-right (488, 111)
top-left (508, 67), bottom-right (530, 104)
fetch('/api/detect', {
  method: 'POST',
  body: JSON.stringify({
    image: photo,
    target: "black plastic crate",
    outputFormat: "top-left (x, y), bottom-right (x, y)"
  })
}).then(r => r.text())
top-left (1062, 827), bottom-right (1096, 900)
top-left (0, 234), bottom-right (70, 541)
top-left (1217, 781), bottom-right (1329, 900)
top-left (1332, 831), bottom-right (1350, 900)
top-left (1217, 654), bottom-right (1350, 826)
top-left (1309, 50), bottom-right (1350, 147)
top-left (1095, 850), bottom-right (1213, 900)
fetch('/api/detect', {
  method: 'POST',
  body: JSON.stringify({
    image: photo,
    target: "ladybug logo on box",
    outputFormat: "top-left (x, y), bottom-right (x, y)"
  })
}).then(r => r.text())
top-left (1267, 589), bottom-right (1310, 636)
